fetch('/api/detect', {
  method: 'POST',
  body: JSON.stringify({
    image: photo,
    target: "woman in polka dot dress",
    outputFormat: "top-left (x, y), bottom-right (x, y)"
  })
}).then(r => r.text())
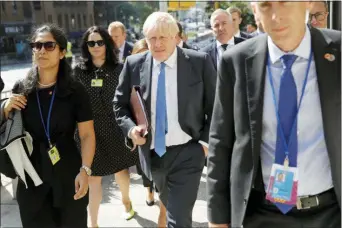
top-left (73, 26), bottom-right (139, 227)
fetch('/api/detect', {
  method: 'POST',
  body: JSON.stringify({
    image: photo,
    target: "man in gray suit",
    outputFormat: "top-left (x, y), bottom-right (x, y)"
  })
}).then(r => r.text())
top-left (207, 2), bottom-right (340, 228)
top-left (114, 12), bottom-right (216, 227)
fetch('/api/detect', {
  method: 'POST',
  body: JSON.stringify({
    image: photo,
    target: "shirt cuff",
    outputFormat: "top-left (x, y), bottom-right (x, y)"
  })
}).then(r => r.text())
top-left (198, 140), bottom-right (208, 148)
top-left (128, 127), bottom-right (134, 139)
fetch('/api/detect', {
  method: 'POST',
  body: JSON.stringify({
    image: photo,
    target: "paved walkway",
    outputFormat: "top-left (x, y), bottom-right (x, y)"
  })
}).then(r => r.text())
top-left (1, 167), bottom-right (208, 228)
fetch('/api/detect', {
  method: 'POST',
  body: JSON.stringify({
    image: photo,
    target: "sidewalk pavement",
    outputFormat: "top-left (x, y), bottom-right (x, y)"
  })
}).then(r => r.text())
top-left (1, 167), bottom-right (208, 228)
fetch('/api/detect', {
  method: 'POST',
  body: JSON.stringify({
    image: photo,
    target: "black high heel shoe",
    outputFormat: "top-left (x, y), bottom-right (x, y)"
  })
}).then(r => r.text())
top-left (146, 200), bottom-right (155, 206)
top-left (146, 186), bottom-right (155, 206)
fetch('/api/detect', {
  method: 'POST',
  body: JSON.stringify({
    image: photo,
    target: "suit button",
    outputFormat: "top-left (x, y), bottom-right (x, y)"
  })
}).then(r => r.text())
top-left (244, 199), bottom-right (247, 205)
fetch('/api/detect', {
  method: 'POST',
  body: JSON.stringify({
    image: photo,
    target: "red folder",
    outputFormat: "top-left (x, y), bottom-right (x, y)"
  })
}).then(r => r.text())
top-left (130, 86), bottom-right (149, 136)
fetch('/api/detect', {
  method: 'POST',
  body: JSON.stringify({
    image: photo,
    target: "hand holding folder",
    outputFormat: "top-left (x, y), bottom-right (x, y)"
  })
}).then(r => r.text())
top-left (130, 86), bottom-right (149, 137)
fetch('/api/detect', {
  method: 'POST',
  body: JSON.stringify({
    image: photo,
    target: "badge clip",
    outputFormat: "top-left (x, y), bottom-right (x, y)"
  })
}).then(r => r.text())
top-left (283, 155), bottom-right (289, 169)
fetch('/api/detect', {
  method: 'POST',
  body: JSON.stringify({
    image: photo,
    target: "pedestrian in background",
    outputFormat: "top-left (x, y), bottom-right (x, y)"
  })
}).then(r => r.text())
top-left (73, 26), bottom-right (139, 226)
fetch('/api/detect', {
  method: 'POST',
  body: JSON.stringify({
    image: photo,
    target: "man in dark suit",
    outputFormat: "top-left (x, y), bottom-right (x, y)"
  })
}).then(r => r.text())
top-left (207, 2), bottom-right (340, 228)
top-left (227, 6), bottom-right (252, 39)
top-left (176, 22), bottom-right (192, 49)
top-left (108, 21), bottom-right (133, 63)
top-left (201, 9), bottom-right (245, 71)
top-left (114, 12), bottom-right (216, 227)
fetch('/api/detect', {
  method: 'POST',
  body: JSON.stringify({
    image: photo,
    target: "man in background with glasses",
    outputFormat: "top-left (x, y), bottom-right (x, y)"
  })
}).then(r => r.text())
top-left (309, 1), bottom-right (329, 28)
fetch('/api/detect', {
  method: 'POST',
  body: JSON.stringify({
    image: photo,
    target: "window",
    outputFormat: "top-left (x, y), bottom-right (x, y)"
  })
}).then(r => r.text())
top-left (77, 14), bottom-right (82, 29)
top-left (71, 14), bottom-right (75, 29)
top-left (1, 2), bottom-right (6, 12)
top-left (48, 15), bottom-right (52, 23)
top-left (64, 14), bottom-right (69, 32)
top-left (12, 1), bottom-right (17, 14)
top-left (89, 14), bottom-right (93, 26)
top-left (58, 14), bottom-right (63, 27)
top-left (83, 14), bottom-right (87, 28)
top-left (33, 1), bottom-right (41, 10)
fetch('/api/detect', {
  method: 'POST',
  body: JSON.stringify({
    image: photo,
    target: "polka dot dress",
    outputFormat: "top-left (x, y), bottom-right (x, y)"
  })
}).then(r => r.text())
top-left (74, 62), bottom-right (139, 176)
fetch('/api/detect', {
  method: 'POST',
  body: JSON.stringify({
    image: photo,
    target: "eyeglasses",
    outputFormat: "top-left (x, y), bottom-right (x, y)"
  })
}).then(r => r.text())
top-left (30, 41), bottom-right (57, 52)
top-left (86, 40), bottom-right (105, 47)
top-left (309, 12), bottom-right (327, 22)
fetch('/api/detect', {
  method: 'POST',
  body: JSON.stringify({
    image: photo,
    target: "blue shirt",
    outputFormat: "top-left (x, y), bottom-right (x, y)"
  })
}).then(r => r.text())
top-left (260, 26), bottom-right (333, 196)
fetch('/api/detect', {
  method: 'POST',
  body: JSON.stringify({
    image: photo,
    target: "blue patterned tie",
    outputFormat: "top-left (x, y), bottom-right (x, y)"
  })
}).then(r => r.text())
top-left (274, 54), bottom-right (298, 213)
top-left (154, 62), bottom-right (168, 157)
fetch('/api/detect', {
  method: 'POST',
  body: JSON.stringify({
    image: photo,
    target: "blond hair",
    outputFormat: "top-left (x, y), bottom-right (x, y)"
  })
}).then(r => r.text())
top-left (132, 39), bottom-right (148, 54)
top-left (108, 21), bottom-right (126, 34)
top-left (143, 12), bottom-right (179, 37)
top-left (227, 6), bottom-right (242, 18)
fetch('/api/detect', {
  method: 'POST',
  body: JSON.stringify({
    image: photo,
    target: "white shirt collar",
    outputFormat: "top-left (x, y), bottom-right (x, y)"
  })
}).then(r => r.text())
top-left (257, 28), bottom-right (264, 35)
top-left (153, 47), bottom-right (177, 69)
top-left (119, 41), bottom-right (126, 52)
top-left (235, 30), bottom-right (241, 37)
top-left (268, 25), bottom-right (311, 64)
top-left (177, 40), bottom-right (184, 48)
top-left (216, 37), bottom-right (235, 49)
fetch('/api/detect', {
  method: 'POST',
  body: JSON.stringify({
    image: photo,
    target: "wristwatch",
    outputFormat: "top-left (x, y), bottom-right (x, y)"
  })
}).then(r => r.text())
top-left (80, 165), bottom-right (92, 176)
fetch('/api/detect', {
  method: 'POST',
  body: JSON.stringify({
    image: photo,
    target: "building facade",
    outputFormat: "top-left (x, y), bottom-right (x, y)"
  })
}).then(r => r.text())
top-left (0, 1), bottom-right (94, 57)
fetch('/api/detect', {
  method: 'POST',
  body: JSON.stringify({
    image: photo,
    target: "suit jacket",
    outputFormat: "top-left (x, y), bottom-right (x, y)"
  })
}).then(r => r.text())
top-left (0, 76), bottom-right (4, 92)
top-left (200, 37), bottom-right (245, 70)
top-left (182, 42), bottom-right (192, 49)
top-left (240, 31), bottom-right (253, 39)
top-left (114, 47), bottom-right (216, 179)
top-left (123, 41), bottom-right (133, 60)
top-left (207, 28), bottom-right (341, 227)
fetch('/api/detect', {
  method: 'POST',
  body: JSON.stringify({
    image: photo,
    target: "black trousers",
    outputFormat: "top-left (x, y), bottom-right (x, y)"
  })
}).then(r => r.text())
top-left (17, 182), bottom-right (88, 228)
top-left (244, 189), bottom-right (341, 228)
top-left (136, 162), bottom-right (154, 188)
top-left (151, 141), bottom-right (205, 228)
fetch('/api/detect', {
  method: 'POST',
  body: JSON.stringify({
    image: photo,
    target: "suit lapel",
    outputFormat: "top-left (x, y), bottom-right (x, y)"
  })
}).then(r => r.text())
top-left (177, 47), bottom-right (193, 123)
top-left (139, 52), bottom-right (153, 125)
top-left (245, 37), bottom-right (268, 166)
top-left (209, 43), bottom-right (217, 70)
top-left (311, 28), bottom-right (341, 181)
top-left (123, 43), bottom-right (131, 59)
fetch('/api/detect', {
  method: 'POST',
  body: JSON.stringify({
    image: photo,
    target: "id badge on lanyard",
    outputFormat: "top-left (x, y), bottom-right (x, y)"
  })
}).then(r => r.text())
top-left (91, 68), bottom-right (103, 87)
top-left (36, 87), bottom-right (61, 165)
top-left (265, 51), bottom-right (313, 206)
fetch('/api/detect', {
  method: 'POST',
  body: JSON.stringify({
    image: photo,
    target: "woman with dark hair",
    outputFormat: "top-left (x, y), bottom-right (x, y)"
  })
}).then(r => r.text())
top-left (73, 26), bottom-right (139, 226)
top-left (1, 24), bottom-right (95, 227)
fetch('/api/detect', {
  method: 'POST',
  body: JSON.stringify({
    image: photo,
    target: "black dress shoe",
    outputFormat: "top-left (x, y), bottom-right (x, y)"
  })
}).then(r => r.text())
top-left (146, 200), bottom-right (155, 206)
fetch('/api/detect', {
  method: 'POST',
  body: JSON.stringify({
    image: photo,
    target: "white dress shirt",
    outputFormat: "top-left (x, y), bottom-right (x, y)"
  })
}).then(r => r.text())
top-left (118, 41), bottom-right (126, 63)
top-left (234, 30), bottom-right (241, 38)
top-left (177, 40), bottom-right (184, 48)
top-left (260, 25), bottom-right (333, 196)
top-left (216, 37), bottom-right (235, 68)
top-left (150, 48), bottom-right (207, 149)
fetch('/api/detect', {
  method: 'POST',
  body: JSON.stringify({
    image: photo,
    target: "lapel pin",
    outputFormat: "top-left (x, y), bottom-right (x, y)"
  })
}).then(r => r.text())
top-left (324, 53), bottom-right (335, 62)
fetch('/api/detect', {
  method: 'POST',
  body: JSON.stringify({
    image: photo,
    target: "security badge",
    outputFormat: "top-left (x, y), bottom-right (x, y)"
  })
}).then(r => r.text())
top-left (91, 79), bottom-right (103, 87)
top-left (48, 144), bottom-right (61, 165)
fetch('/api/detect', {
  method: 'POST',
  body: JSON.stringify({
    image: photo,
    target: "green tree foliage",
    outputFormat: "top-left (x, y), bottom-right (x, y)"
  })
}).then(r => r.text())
top-left (219, 1), bottom-right (254, 30)
top-left (204, 1), bottom-right (255, 30)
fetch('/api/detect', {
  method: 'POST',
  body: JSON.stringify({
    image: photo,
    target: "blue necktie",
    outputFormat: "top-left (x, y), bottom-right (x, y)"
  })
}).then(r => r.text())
top-left (273, 54), bottom-right (298, 213)
top-left (154, 62), bottom-right (168, 157)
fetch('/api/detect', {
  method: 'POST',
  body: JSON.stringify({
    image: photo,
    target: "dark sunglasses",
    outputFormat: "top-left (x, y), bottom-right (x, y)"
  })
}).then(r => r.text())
top-left (30, 41), bottom-right (57, 52)
top-left (86, 40), bottom-right (105, 47)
